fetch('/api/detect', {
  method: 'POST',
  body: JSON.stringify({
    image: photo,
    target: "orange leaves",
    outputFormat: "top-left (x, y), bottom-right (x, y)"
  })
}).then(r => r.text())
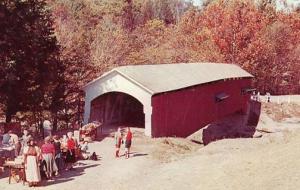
top-left (49, 0), bottom-right (299, 95)
top-left (127, 19), bottom-right (174, 65)
top-left (91, 18), bottom-right (131, 67)
top-left (175, 0), bottom-right (299, 94)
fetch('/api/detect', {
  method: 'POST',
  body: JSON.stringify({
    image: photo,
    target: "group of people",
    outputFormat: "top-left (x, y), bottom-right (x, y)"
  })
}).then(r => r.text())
top-left (1, 123), bottom-right (134, 187)
top-left (251, 91), bottom-right (271, 102)
top-left (114, 127), bottom-right (132, 159)
top-left (2, 129), bottom-right (77, 187)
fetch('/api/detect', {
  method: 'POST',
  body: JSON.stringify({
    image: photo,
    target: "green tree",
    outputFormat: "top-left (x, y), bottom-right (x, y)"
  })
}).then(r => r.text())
top-left (0, 0), bottom-right (63, 123)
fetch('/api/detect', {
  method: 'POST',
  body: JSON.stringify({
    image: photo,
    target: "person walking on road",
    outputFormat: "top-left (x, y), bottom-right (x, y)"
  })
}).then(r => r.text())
top-left (114, 127), bottom-right (122, 158)
top-left (125, 127), bottom-right (132, 159)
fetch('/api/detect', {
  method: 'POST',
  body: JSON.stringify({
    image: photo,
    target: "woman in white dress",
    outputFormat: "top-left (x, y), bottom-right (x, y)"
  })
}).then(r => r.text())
top-left (23, 138), bottom-right (41, 187)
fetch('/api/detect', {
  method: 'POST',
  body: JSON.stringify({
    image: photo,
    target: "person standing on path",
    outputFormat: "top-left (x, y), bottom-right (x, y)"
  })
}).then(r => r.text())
top-left (21, 129), bottom-right (32, 155)
top-left (9, 130), bottom-right (21, 157)
top-left (65, 132), bottom-right (76, 170)
top-left (125, 127), bottom-right (132, 159)
top-left (53, 135), bottom-right (63, 171)
top-left (41, 136), bottom-right (57, 179)
top-left (43, 118), bottom-right (52, 138)
top-left (23, 138), bottom-right (41, 187)
top-left (114, 127), bottom-right (122, 158)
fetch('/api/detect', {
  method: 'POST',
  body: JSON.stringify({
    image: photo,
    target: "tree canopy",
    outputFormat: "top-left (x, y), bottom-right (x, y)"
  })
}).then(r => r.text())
top-left (0, 0), bottom-right (64, 124)
top-left (0, 0), bottom-right (299, 127)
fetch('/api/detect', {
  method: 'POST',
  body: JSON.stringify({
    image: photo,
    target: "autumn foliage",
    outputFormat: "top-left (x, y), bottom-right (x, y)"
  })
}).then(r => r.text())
top-left (50, 0), bottom-right (299, 93)
top-left (0, 0), bottom-right (299, 126)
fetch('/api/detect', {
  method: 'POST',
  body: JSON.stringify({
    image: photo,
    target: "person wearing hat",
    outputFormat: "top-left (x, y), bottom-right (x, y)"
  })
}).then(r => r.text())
top-left (23, 138), bottom-right (41, 187)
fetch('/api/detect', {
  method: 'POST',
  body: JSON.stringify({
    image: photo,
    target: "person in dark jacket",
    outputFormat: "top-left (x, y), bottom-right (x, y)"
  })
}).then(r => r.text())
top-left (53, 135), bottom-right (63, 171)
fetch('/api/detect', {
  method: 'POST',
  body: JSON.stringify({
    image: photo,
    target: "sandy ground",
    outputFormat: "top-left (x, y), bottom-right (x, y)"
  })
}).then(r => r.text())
top-left (0, 96), bottom-right (300, 190)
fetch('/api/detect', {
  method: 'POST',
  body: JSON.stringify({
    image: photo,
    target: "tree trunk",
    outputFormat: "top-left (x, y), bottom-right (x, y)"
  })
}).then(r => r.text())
top-left (40, 119), bottom-right (44, 139)
top-left (5, 112), bottom-right (12, 123)
top-left (5, 96), bottom-right (17, 123)
top-left (77, 92), bottom-right (81, 124)
top-left (53, 112), bottom-right (58, 131)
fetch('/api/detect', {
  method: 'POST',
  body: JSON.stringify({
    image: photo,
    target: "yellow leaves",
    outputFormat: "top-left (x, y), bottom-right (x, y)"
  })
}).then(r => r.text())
top-left (50, 0), bottom-right (300, 94)
top-left (141, 19), bottom-right (167, 38)
top-left (90, 18), bottom-right (131, 67)
top-left (194, 27), bottom-right (212, 42)
top-left (126, 19), bottom-right (174, 65)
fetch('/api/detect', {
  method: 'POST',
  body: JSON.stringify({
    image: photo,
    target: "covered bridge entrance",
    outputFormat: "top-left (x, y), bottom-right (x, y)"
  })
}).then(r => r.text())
top-left (90, 92), bottom-right (144, 126)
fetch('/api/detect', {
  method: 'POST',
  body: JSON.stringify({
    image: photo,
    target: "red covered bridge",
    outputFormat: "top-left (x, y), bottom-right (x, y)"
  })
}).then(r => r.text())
top-left (83, 63), bottom-right (253, 137)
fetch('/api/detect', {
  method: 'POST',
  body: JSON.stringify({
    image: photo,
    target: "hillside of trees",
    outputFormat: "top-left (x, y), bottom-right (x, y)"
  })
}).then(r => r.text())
top-left (0, 0), bottom-right (299, 128)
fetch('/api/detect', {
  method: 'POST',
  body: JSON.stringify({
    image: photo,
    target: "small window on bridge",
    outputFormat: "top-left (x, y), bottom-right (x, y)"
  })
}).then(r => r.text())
top-left (241, 87), bottom-right (256, 95)
top-left (215, 92), bottom-right (230, 102)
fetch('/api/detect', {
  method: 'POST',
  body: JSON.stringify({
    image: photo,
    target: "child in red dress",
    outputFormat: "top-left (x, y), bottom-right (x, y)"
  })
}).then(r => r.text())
top-left (125, 127), bottom-right (132, 159)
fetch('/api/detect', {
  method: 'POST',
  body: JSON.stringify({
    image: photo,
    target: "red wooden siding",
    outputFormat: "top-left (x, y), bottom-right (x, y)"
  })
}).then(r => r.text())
top-left (151, 78), bottom-right (252, 137)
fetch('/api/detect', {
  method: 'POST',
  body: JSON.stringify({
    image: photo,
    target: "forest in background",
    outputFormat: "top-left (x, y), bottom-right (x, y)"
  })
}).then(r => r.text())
top-left (0, 0), bottom-right (299, 129)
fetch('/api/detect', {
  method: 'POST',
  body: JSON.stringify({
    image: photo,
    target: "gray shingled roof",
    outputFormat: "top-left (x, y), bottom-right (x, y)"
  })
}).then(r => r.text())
top-left (85, 63), bottom-right (253, 94)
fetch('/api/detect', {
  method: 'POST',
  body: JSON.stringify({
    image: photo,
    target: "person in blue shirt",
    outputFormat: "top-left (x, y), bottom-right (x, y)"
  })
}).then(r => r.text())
top-left (2, 132), bottom-right (11, 145)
